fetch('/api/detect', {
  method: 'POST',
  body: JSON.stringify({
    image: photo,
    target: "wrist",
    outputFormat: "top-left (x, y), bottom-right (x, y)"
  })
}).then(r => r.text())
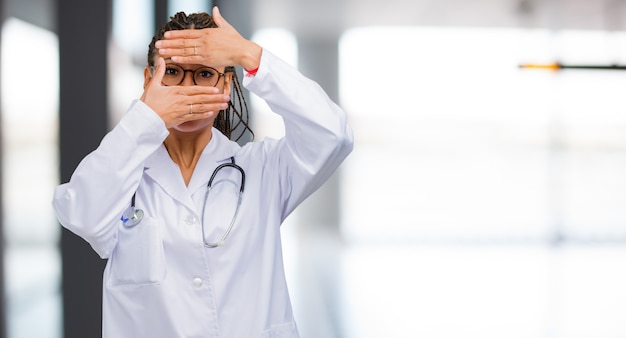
top-left (245, 67), bottom-right (258, 77)
top-left (239, 41), bottom-right (262, 72)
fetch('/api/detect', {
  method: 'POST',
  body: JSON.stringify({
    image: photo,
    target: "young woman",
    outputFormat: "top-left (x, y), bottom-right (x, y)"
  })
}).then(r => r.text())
top-left (53, 6), bottom-right (353, 338)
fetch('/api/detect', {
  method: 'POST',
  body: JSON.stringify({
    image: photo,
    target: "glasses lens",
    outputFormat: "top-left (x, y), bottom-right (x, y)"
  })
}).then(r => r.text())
top-left (162, 64), bottom-right (184, 86)
top-left (159, 64), bottom-right (222, 86)
top-left (194, 67), bottom-right (221, 87)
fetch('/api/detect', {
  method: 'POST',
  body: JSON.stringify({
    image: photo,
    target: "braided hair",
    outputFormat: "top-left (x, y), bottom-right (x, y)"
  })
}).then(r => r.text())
top-left (147, 12), bottom-right (254, 143)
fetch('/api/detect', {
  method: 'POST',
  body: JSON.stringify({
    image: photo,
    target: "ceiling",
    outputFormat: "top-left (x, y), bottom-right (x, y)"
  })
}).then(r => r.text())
top-left (251, 0), bottom-right (626, 37)
top-left (6, 0), bottom-right (626, 39)
top-left (3, 0), bottom-right (55, 31)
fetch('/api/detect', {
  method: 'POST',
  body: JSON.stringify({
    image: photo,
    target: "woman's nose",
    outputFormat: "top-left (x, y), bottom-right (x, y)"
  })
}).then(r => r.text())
top-left (181, 70), bottom-right (196, 86)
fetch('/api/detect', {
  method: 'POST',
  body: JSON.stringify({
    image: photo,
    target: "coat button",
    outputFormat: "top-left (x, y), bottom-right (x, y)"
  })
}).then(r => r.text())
top-left (185, 215), bottom-right (198, 225)
top-left (193, 278), bottom-right (203, 287)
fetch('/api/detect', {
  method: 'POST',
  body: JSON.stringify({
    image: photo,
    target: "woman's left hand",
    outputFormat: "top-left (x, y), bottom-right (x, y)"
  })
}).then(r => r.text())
top-left (155, 6), bottom-right (262, 71)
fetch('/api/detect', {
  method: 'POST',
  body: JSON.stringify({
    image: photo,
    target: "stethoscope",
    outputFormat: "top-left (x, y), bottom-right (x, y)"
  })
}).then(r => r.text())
top-left (121, 156), bottom-right (245, 248)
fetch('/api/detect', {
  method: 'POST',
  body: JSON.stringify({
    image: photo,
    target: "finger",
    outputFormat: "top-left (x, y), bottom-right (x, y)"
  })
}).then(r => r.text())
top-left (212, 6), bottom-right (231, 29)
top-left (158, 45), bottom-right (201, 63)
top-left (174, 86), bottom-right (221, 96)
top-left (156, 38), bottom-right (198, 50)
top-left (162, 29), bottom-right (203, 40)
top-left (185, 111), bottom-right (217, 122)
top-left (151, 57), bottom-right (166, 86)
top-left (156, 44), bottom-right (195, 60)
top-left (184, 96), bottom-right (230, 115)
top-left (190, 100), bottom-right (230, 113)
top-left (183, 93), bottom-right (229, 112)
top-left (188, 95), bottom-right (230, 105)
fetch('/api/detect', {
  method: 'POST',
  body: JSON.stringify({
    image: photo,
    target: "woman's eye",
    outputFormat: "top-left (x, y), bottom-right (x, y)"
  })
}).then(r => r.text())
top-left (165, 67), bottom-right (179, 76)
top-left (197, 69), bottom-right (216, 79)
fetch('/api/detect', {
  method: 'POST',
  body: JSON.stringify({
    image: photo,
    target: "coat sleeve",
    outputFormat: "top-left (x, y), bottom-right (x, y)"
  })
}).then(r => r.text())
top-left (52, 100), bottom-right (169, 258)
top-left (243, 49), bottom-right (354, 219)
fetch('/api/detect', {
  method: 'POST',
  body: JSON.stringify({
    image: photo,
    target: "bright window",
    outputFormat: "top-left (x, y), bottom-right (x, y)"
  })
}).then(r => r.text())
top-left (1, 17), bottom-right (61, 338)
top-left (337, 26), bottom-right (626, 337)
top-left (339, 27), bottom-right (626, 243)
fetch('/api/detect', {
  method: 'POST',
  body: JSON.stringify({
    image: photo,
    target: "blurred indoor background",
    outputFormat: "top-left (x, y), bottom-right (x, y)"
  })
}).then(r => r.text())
top-left (3, 0), bottom-right (626, 337)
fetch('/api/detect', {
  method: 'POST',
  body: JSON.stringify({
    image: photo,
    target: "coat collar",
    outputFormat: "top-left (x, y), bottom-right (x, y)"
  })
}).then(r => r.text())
top-left (143, 128), bottom-right (241, 211)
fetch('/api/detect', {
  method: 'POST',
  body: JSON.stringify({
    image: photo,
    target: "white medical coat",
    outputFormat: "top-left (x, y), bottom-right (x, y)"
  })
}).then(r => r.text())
top-left (52, 50), bottom-right (353, 338)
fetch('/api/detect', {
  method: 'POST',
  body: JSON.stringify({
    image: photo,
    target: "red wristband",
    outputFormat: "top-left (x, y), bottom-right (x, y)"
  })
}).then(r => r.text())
top-left (245, 67), bottom-right (259, 77)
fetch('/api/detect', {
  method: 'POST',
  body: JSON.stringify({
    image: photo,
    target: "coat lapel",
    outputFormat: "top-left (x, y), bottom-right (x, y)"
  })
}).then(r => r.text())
top-left (187, 130), bottom-right (240, 194)
top-left (143, 145), bottom-right (194, 209)
top-left (142, 129), bottom-right (240, 211)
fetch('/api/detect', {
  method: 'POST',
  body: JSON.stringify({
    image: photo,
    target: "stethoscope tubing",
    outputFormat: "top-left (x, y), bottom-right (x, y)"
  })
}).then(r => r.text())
top-left (208, 162), bottom-right (245, 193)
top-left (121, 157), bottom-right (246, 249)
top-left (202, 159), bottom-right (245, 248)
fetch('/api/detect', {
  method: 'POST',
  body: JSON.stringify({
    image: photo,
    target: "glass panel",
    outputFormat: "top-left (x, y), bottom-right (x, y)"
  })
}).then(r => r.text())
top-left (168, 0), bottom-right (210, 16)
top-left (1, 17), bottom-right (61, 338)
top-left (339, 27), bottom-right (626, 243)
top-left (250, 28), bottom-right (298, 140)
top-left (337, 26), bottom-right (626, 337)
top-left (110, 0), bottom-right (154, 125)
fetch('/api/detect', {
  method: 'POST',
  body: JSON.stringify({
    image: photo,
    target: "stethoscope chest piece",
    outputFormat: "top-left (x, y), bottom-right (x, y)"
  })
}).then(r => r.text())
top-left (121, 206), bottom-right (144, 227)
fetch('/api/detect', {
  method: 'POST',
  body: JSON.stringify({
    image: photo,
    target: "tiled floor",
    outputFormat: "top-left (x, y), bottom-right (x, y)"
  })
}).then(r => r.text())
top-left (5, 246), bottom-right (62, 338)
top-left (283, 225), bottom-right (626, 338)
top-left (6, 234), bottom-right (626, 338)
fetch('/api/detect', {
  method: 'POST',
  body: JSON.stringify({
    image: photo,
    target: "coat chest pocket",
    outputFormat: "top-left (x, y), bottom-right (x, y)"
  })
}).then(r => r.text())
top-left (107, 217), bottom-right (166, 287)
top-left (262, 321), bottom-right (299, 338)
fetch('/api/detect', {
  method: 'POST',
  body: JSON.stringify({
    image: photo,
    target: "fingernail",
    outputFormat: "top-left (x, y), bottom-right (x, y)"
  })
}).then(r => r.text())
top-left (155, 41), bottom-right (162, 48)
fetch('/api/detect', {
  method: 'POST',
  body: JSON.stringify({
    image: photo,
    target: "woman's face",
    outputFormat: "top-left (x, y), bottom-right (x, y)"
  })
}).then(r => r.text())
top-left (144, 58), bottom-right (232, 133)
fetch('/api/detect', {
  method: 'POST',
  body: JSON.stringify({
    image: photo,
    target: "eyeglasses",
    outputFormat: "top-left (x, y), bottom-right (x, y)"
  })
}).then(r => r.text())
top-left (153, 63), bottom-right (226, 87)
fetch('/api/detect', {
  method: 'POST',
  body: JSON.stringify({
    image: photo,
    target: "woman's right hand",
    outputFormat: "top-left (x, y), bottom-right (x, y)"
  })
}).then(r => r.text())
top-left (139, 57), bottom-right (230, 129)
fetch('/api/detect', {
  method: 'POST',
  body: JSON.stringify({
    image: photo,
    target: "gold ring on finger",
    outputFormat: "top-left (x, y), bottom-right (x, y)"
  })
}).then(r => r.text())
top-left (189, 104), bottom-right (193, 114)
